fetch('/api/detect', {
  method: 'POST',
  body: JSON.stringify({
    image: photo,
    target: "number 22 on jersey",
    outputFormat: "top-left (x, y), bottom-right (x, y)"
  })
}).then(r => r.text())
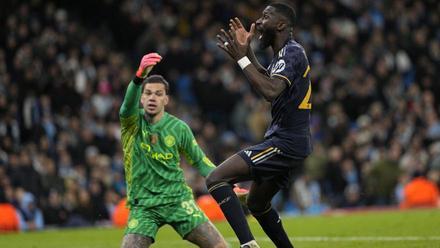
top-left (298, 65), bottom-right (312, 110)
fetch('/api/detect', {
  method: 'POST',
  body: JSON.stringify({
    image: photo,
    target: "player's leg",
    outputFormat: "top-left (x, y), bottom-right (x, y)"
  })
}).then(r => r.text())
top-left (122, 206), bottom-right (160, 248)
top-left (184, 221), bottom-right (228, 248)
top-left (206, 154), bottom-right (257, 246)
top-left (247, 181), bottom-right (294, 248)
top-left (166, 198), bottom-right (227, 247)
top-left (121, 234), bottom-right (153, 248)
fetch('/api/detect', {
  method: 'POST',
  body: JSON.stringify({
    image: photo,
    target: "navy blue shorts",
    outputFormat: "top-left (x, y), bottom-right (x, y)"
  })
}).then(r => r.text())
top-left (237, 139), bottom-right (304, 189)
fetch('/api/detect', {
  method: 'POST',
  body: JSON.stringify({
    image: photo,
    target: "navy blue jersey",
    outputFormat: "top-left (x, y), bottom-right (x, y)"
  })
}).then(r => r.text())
top-left (264, 39), bottom-right (312, 158)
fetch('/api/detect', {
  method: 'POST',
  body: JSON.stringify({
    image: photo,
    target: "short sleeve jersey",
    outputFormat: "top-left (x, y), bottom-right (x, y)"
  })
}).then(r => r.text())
top-left (264, 39), bottom-right (313, 158)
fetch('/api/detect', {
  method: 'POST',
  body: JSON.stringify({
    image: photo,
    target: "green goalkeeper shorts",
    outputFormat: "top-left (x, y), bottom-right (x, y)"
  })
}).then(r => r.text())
top-left (124, 199), bottom-right (209, 242)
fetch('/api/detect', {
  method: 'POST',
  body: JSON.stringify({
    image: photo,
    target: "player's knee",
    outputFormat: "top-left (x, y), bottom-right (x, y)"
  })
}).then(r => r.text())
top-left (205, 170), bottom-right (225, 189)
top-left (246, 198), bottom-right (269, 214)
top-left (121, 234), bottom-right (152, 248)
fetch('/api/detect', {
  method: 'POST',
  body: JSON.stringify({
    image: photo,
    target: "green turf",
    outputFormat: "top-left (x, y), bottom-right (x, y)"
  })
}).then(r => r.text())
top-left (1, 209), bottom-right (439, 248)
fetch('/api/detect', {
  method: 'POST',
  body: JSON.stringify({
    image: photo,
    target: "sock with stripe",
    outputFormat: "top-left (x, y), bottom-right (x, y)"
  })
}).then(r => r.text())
top-left (253, 207), bottom-right (293, 248)
top-left (209, 183), bottom-right (254, 244)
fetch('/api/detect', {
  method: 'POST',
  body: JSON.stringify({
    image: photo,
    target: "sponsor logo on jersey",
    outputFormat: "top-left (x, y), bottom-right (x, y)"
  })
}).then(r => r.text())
top-left (271, 59), bottom-right (286, 75)
top-left (150, 152), bottom-right (173, 161)
top-left (142, 130), bottom-right (149, 138)
top-left (164, 135), bottom-right (176, 147)
top-left (140, 142), bottom-right (174, 161)
top-left (140, 142), bottom-right (151, 152)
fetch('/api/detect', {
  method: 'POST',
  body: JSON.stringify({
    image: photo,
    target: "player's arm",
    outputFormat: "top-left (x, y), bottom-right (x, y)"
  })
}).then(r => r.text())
top-left (180, 123), bottom-right (216, 177)
top-left (246, 46), bottom-right (267, 74)
top-left (119, 53), bottom-right (162, 118)
top-left (238, 61), bottom-right (286, 102)
top-left (180, 123), bottom-right (250, 202)
top-left (119, 78), bottom-right (143, 118)
top-left (218, 22), bottom-right (286, 102)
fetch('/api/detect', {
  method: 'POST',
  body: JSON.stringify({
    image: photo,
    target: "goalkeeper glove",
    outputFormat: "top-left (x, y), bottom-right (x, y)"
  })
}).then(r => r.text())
top-left (234, 185), bottom-right (249, 205)
top-left (136, 53), bottom-right (162, 78)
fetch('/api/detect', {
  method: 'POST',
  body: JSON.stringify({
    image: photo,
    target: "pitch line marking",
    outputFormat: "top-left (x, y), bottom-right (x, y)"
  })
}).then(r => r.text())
top-left (160, 236), bottom-right (440, 244)
top-left (225, 236), bottom-right (440, 242)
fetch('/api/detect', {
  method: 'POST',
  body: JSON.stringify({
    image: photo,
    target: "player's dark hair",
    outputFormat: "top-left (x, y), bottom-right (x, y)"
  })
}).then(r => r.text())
top-left (269, 2), bottom-right (296, 28)
top-left (143, 74), bottom-right (170, 94)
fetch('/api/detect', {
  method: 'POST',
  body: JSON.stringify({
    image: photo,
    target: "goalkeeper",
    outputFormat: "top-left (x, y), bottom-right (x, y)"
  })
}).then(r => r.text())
top-left (119, 53), bottom-right (227, 248)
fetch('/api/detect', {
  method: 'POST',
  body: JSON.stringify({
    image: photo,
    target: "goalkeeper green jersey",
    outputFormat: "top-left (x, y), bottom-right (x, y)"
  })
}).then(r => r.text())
top-left (119, 80), bottom-right (216, 208)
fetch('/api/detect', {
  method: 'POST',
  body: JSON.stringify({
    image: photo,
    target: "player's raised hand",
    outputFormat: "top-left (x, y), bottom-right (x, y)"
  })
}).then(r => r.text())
top-left (233, 185), bottom-right (249, 205)
top-left (216, 28), bottom-right (236, 59)
top-left (217, 25), bottom-right (253, 61)
top-left (136, 52), bottom-right (162, 78)
top-left (229, 17), bottom-right (255, 46)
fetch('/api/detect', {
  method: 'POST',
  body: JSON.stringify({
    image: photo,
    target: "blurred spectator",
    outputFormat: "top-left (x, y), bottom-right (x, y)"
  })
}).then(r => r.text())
top-left (43, 190), bottom-right (69, 227)
top-left (322, 146), bottom-right (346, 207)
top-left (291, 174), bottom-right (327, 214)
top-left (364, 154), bottom-right (400, 205)
top-left (14, 187), bottom-right (44, 231)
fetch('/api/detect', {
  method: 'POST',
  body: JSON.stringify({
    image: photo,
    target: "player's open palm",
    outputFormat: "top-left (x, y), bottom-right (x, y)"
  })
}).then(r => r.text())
top-left (217, 18), bottom-right (255, 60)
top-left (230, 17), bottom-right (255, 46)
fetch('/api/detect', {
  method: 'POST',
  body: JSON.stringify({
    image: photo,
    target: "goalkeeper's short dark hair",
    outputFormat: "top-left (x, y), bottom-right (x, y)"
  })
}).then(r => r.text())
top-left (143, 75), bottom-right (170, 94)
top-left (269, 2), bottom-right (296, 28)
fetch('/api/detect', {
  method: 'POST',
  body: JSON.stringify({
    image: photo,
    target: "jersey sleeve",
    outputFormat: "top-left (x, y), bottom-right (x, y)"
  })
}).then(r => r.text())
top-left (119, 79), bottom-right (142, 132)
top-left (270, 45), bottom-right (310, 87)
top-left (179, 123), bottom-right (216, 177)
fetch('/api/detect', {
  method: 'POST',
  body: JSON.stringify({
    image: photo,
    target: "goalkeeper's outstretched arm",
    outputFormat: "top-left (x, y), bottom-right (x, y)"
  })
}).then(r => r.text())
top-left (119, 78), bottom-right (143, 118)
top-left (180, 123), bottom-right (216, 177)
top-left (119, 53), bottom-right (162, 118)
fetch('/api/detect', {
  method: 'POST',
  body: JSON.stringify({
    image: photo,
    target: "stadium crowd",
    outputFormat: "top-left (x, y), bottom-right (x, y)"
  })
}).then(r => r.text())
top-left (0, 0), bottom-right (439, 230)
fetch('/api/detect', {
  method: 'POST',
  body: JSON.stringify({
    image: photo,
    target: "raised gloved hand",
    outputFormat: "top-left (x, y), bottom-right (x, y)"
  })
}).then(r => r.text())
top-left (234, 185), bottom-right (249, 205)
top-left (136, 53), bottom-right (162, 78)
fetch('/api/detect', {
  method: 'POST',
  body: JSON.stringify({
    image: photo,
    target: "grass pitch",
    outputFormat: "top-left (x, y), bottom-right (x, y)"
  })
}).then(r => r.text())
top-left (1, 209), bottom-right (439, 248)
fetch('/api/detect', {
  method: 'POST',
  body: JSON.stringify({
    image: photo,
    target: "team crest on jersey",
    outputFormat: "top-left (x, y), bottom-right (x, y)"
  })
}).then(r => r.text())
top-left (165, 135), bottom-right (176, 147)
top-left (128, 218), bottom-right (139, 229)
top-left (271, 59), bottom-right (286, 75)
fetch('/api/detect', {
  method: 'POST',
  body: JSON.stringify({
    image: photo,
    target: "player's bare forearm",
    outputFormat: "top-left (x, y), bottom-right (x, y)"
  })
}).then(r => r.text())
top-left (247, 48), bottom-right (267, 74)
top-left (216, 23), bottom-right (283, 100)
top-left (242, 65), bottom-right (286, 102)
top-left (185, 221), bottom-right (228, 248)
top-left (121, 234), bottom-right (152, 248)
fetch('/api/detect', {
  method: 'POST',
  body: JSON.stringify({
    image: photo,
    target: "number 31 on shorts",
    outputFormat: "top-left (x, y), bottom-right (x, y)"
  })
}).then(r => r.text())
top-left (181, 200), bottom-right (201, 216)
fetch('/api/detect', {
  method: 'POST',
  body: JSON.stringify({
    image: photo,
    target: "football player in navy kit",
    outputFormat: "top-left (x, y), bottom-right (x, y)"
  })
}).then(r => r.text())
top-left (206, 3), bottom-right (311, 248)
